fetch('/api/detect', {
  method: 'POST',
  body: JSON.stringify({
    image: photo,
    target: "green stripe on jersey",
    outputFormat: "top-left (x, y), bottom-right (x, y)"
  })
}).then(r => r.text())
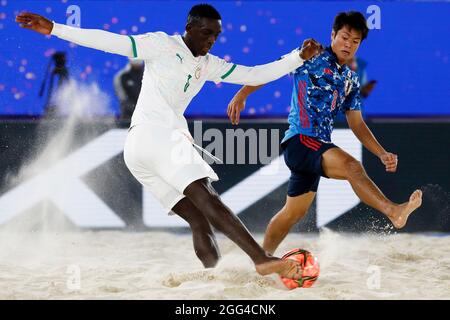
top-left (220, 64), bottom-right (237, 80)
top-left (128, 36), bottom-right (137, 58)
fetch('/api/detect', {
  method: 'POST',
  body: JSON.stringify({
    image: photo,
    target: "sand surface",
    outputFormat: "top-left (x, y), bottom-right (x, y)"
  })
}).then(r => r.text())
top-left (0, 228), bottom-right (448, 300)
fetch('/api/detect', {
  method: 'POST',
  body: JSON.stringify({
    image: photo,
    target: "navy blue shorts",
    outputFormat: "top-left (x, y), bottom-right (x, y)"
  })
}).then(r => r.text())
top-left (282, 134), bottom-right (338, 197)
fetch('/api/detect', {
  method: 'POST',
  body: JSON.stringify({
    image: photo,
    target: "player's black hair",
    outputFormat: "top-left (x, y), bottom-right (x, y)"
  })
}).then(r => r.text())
top-left (333, 11), bottom-right (369, 41)
top-left (187, 4), bottom-right (221, 25)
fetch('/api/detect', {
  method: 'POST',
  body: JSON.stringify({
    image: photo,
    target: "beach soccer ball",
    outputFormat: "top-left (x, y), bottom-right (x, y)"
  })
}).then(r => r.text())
top-left (280, 248), bottom-right (320, 289)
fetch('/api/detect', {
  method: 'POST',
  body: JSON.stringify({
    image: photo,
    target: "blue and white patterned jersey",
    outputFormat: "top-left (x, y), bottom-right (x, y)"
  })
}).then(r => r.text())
top-left (282, 47), bottom-right (362, 144)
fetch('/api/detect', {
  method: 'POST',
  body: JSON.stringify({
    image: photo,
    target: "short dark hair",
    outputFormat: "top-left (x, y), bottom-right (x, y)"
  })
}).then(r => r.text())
top-left (187, 4), bottom-right (221, 25)
top-left (333, 11), bottom-right (369, 41)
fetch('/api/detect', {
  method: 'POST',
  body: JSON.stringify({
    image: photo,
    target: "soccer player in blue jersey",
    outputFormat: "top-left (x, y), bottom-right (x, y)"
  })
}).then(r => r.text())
top-left (227, 11), bottom-right (422, 254)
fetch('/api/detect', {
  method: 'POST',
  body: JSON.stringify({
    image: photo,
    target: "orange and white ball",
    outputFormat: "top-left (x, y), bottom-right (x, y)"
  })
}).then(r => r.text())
top-left (280, 248), bottom-right (320, 289)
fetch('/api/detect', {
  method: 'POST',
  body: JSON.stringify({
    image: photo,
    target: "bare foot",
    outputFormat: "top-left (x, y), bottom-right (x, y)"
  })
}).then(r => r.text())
top-left (255, 257), bottom-right (302, 280)
top-left (388, 190), bottom-right (423, 229)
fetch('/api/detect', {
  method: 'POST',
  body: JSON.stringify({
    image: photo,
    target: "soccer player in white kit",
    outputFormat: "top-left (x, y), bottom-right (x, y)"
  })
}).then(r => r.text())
top-left (16, 4), bottom-right (323, 279)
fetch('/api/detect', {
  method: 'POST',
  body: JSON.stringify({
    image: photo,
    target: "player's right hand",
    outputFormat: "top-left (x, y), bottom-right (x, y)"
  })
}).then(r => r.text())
top-left (379, 152), bottom-right (398, 173)
top-left (227, 93), bottom-right (246, 125)
top-left (299, 38), bottom-right (324, 60)
top-left (15, 12), bottom-right (53, 35)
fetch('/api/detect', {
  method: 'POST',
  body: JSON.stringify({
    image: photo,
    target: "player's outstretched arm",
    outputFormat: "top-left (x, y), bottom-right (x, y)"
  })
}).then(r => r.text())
top-left (223, 39), bottom-right (323, 125)
top-left (346, 110), bottom-right (398, 173)
top-left (211, 39), bottom-right (323, 87)
top-left (16, 12), bottom-right (134, 57)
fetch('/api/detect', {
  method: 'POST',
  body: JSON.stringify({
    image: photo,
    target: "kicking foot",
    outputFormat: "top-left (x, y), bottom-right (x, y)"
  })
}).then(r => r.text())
top-left (388, 189), bottom-right (423, 229)
top-left (255, 257), bottom-right (302, 280)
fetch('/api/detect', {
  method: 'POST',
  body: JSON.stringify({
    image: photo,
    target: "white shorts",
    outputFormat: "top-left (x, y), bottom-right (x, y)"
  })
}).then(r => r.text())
top-left (123, 124), bottom-right (219, 213)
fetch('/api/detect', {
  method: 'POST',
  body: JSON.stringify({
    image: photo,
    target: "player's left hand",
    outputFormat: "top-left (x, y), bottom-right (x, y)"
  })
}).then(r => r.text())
top-left (379, 152), bottom-right (398, 173)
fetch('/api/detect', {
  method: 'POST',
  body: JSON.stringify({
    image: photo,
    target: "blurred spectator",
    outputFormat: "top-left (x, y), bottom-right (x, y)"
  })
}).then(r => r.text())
top-left (39, 51), bottom-right (69, 117)
top-left (114, 59), bottom-right (144, 120)
top-left (349, 56), bottom-right (377, 99)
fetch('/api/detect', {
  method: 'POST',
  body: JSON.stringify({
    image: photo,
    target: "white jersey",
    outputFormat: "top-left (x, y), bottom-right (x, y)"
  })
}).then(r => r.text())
top-left (129, 32), bottom-right (225, 130)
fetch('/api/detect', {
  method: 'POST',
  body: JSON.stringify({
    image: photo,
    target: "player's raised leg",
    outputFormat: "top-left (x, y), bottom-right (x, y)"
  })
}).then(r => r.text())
top-left (172, 197), bottom-right (221, 268)
top-left (184, 178), bottom-right (303, 279)
top-left (263, 192), bottom-right (316, 255)
top-left (321, 147), bottom-right (422, 228)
